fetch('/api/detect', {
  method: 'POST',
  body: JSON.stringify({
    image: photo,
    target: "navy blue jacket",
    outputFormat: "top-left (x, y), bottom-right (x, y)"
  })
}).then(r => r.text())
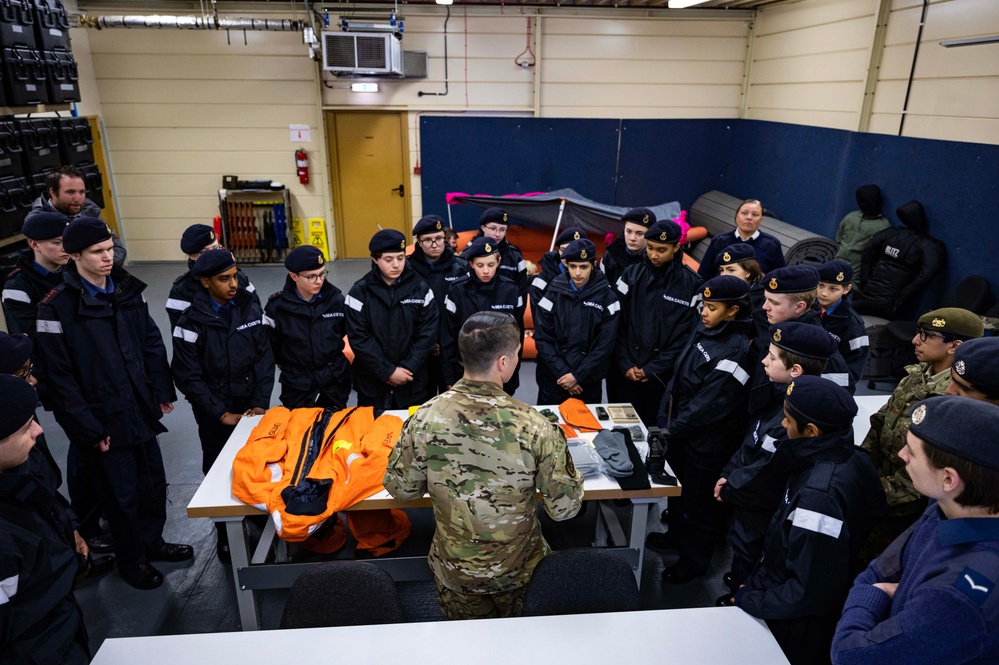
top-left (408, 245), bottom-right (468, 333)
top-left (533, 271), bottom-right (619, 403)
top-left (345, 263), bottom-right (440, 407)
top-left (528, 249), bottom-right (565, 311)
top-left (464, 232), bottom-right (528, 295)
top-left (697, 229), bottom-right (786, 280)
top-left (599, 236), bottom-right (643, 290)
top-left (172, 288), bottom-right (275, 420)
top-left (736, 427), bottom-right (887, 620)
top-left (832, 504), bottom-right (999, 665)
top-left (35, 264), bottom-right (175, 450)
top-left (263, 277), bottom-right (349, 409)
top-left (1, 249), bottom-right (62, 341)
top-left (613, 254), bottom-right (702, 385)
top-left (663, 318), bottom-right (753, 457)
top-left (165, 262), bottom-right (257, 331)
top-left (816, 293), bottom-right (870, 386)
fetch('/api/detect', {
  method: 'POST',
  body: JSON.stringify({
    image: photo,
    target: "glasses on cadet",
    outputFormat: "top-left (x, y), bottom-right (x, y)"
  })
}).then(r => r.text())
top-left (483, 225), bottom-right (507, 233)
top-left (917, 329), bottom-right (947, 343)
top-left (15, 362), bottom-right (33, 380)
top-left (298, 270), bottom-right (328, 284)
top-left (420, 237), bottom-right (445, 246)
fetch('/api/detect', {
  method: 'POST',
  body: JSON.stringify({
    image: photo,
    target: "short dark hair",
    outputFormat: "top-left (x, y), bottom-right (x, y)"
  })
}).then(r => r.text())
top-left (458, 311), bottom-right (520, 375)
top-left (923, 440), bottom-right (999, 514)
top-left (443, 227), bottom-right (458, 241)
top-left (46, 165), bottom-right (86, 195)
top-left (775, 346), bottom-right (827, 376)
top-left (370, 250), bottom-right (405, 261)
top-left (738, 259), bottom-right (764, 285)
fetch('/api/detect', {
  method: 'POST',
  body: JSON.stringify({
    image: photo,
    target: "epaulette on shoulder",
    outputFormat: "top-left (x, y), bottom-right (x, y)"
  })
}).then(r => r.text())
top-left (39, 284), bottom-right (67, 304)
top-left (267, 290), bottom-right (282, 301)
top-left (6, 266), bottom-right (21, 279)
top-left (172, 272), bottom-right (190, 285)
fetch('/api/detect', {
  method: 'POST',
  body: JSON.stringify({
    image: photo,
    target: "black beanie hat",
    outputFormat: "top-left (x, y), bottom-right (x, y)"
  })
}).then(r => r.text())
top-left (0, 374), bottom-right (37, 441)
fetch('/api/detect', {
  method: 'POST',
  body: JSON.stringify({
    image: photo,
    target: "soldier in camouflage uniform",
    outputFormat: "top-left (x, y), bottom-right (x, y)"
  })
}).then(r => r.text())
top-left (860, 307), bottom-right (983, 562)
top-left (384, 311), bottom-right (583, 620)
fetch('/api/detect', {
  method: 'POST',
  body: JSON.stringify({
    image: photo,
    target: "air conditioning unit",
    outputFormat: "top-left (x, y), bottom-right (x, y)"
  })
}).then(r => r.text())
top-left (322, 32), bottom-right (403, 76)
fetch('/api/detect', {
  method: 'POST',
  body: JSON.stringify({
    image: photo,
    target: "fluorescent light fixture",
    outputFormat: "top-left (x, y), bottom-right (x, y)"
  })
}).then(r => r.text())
top-left (667, 0), bottom-right (711, 7)
top-left (940, 35), bottom-right (999, 47)
top-left (351, 83), bottom-right (379, 93)
top-left (436, 0), bottom-right (453, 5)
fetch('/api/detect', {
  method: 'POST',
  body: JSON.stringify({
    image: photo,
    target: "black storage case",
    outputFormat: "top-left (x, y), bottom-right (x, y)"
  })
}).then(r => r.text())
top-left (43, 49), bottom-right (76, 103)
top-left (17, 117), bottom-right (59, 172)
top-left (31, 0), bottom-right (68, 51)
top-left (58, 117), bottom-right (93, 165)
top-left (0, 1), bottom-right (36, 50)
top-left (26, 166), bottom-right (49, 198)
top-left (0, 119), bottom-right (23, 178)
top-left (80, 163), bottom-right (102, 208)
top-left (0, 174), bottom-right (31, 238)
top-left (2, 46), bottom-right (47, 105)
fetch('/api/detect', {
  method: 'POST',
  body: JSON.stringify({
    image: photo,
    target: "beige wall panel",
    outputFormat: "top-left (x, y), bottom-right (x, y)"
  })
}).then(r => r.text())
top-left (105, 128), bottom-right (315, 153)
top-left (122, 219), bottom-right (198, 242)
top-left (126, 239), bottom-right (189, 263)
top-left (754, 0), bottom-right (877, 36)
top-left (884, 1), bottom-right (923, 44)
top-left (97, 79), bottom-right (316, 105)
top-left (541, 59), bottom-right (745, 85)
top-left (85, 26), bottom-right (305, 56)
top-left (870, 79), bottom-right (907, 113)
top-left (117, 196), bottom-right (219, 220)
top-left (877, 43), bottom-right (919, 80)
top-left (110, 150), bottom-right (318, 176)
top-left (544, 17), bottom-right (748, 38)
top-left (913, 43), bottom-right (999, 79)
top-left (911, 0), bottom-right (999, 41)
top-left (100, 103), bottom-right (318, 129)
top-left (899, 114), bottom-right (999, 143)
top-left (114, 174), bottom-right (242, 197)
top-left (866, 113), bottom-right (904, 135)
top-left (749, 81), bottom-right (866, 112)
top-left (746, 107), bottom-right (860, 131)
top-left (542, 106), bottom-right (740, 119)
top-left (91, 54), bottom-right (310, 81)
top-left (544, 34), bottom-right (746, 62)
top-left (322, 82), bottom-right (533, 109)
top-left (70, 27), bottom-right (102, 116)
top-left (753, 17), bottom-right (875, 60)
top-left (750, 49), bottom-right (871, 84)
top-left (542, 83), bottom-right (742, 108)
top-left (905, 79), bottom-right (999, 118)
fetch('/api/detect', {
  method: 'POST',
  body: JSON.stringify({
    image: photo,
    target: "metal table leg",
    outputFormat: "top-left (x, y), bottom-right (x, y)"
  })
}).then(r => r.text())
top-left (223, 517), bottom-right (260, 631)
top-left (628, 498), bottom-right (657, 586)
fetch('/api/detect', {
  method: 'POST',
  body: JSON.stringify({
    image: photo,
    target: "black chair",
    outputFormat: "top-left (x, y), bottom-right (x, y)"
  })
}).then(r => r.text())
top-left (279, 561), bottom-right (405, 629)
top-left (520, 548), bottom-right (640, 617)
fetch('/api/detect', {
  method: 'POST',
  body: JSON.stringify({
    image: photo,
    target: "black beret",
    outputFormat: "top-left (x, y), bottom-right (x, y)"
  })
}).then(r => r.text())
top-left (785, 374), bottom-right (858, 431)
top-left (22, 212), bottom-right (69, 240)
top-left (191, 249), bottom-right (236, 278)
top-left (769, 321), bottom-right (837, 360)
top-left (645, 220), bottom-right (682, 244)
top-left (180, 224), bottom-right (217, 254)
top-left (715, 243), bottom-right (756, 266)
top-left (479, 207), bottom-right (509, 226)
top-left (817, 259), bottom-right (853, 285)
top-left (413, 215), bottom-right (446, 236)
top-left (368, 229), bottom-right (407, 254)
top-left (284, 245), bottom-right (325, 273)
top-left (562, 238), bottom-right (596, 263)
top-left (622, 207), bottom-right (656, 228)
top-left (0, 374), bottom-right (37, 441)
top-left (909, 396), bottom-right (999, 471)
top-left (556, 227), bottom-right (586, 247)
top-left (464, 236), bottom-right (500, 260)
top-left (701, 275), bottom-right (750, 302)
top-left (917, 307), bottom-right (984, 340)
top-left (0, 332), bottom-right (32, 374)
top-left (952, 337), bottom-right (999, 395)
top-left (62, 217), bottom-right (112, 254)
top-left (764, 265), bottom-right (819, 294)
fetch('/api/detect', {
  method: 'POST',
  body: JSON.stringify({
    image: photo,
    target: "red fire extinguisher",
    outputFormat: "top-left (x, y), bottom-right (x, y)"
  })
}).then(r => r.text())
top-left (296, 148), bottom-right (309, 185)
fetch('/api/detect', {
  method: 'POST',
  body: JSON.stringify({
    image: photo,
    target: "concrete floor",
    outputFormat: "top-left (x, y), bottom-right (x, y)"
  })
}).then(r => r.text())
top-left (38, 259), bottom-right (889, 649)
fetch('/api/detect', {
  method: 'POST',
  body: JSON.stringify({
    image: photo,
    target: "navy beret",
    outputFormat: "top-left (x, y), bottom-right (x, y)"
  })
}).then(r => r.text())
top-left (191, 249), bottom-right (236, 278)
top-left (917, 307), bottom-right (984, 340)
top-left (817, 259), bottom-right (853, 285)
top-left (701, 275), bottom-right (750, 302)
top-left (62, 217), bottom-right (112, 254)
top-left (0, 332), bottom-right (32, 374)
top-left (562, 238), bottom-right (596, 263)
top-left (464, 236), bottom-right (501, 260)
top-left (645, 220), bottom-right (682, 244)
top-left (479, 207), bottom-right (509, 226)
top-left (413, 215), bottom-right (446, 236)
top-left (952, 337), bottom-right (999, 395)
top-left (715, 243), bottom-right (756, 266)
top-left (555, 226), bottom-right (586, 247)
top-left (22, 212), bottom-right (68, 240)
top-left (764, 265), bottom-right (819, 294)
top-left (785, 374), bottom-right (858, 431)
top-left (769, 321), bottom-right (837, 360)
top-left (0, 374), bottom-right (37, 441)
top-left (622, 207), bottom-right (655, 228)
top-left (909, 396), bottom-right (999, 471)
top-left (180, 224), bottom-right (217, 254)
top-left (284, 245), bottom-right (325, 273)
top-left (368, 229), bottom-right (407, 254)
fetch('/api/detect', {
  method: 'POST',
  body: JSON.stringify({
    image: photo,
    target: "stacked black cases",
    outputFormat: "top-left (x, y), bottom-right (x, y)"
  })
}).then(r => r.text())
top-left (32, 0), bottom-right (68, 51)
top-left (16, 117), bottom-right (59, 173)
top-left (79, 162), bottom-right (102, 208)
top-left (58, 117), bottom-right (93, 165)
top-left (0, 117), bottom-right (23, 177)
top-left (0, 2), bottom-right (36, 50)
top-left (0, 170), bottom-right (31, 237)
top-left (2, 44), bottom-right (46, 105)
top-left (44, 48), bottom-right (76, 102)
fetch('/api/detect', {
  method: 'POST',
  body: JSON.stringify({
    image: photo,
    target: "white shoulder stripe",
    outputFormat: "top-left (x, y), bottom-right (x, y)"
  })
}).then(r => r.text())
top-left (616, 278), bottom-right (629, 295)
top-left (849, 335), bottom-right (869, 350)
top-left (424, 290), bottom-right (435, 307)
top-left (1, 289), bottom-right (31, 304)
top-left (517, 296), bottom-right (523, 308)
top-left (788, 507), bottom-right (843, 539)
top-left (607, 300), bottom-right (621, 315)
top-left (36, 319), bottom-right (63, 334)
top-left (246, 282), bottom-right (256, 293)
top-left (537, 297), bottom-right (553, 312)
top-left (822, 372), bottom-right (850, 387)
top-left (262, 314), bottom-right (276, 328)
top-left (165, 298), bottom-right (191, 312)
top-left (531, 276), bottom-right (548, 290)
top-left (445, 297), bottom-right (456, 314)
top-left (517, 259), bottom-right (527, 272)
top-left (761, 435), bottom-right (777, 453)
top-left (0, 573), bottom-right (18, 604)
top-left (690, 293), bottom-right (703, 308)
top-left (345, 295), bottom-right (363, 312)
top-left (716, 359), bottom-right (750, 385)
top-left (173, 326), bottom-right (199, 343)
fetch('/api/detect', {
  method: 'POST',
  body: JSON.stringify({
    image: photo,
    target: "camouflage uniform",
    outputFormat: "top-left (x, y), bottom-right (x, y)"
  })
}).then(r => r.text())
top-left (383, 378), bottom-right (583, 620)
top-left (859, 361), bottom-right (951, 560)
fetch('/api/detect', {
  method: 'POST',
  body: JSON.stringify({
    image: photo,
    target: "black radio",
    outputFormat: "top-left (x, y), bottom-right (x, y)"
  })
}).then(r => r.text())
top-left (645, 427), bottom-right (677, 486)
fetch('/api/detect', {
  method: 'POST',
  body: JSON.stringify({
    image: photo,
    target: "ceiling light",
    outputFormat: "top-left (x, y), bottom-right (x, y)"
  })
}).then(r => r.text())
top-left (940, 35), bottom-right (999, 47)
top-left (667, 0), bottom-right (711, 8)
top-left (436, 0), bottom-right (453, 5)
